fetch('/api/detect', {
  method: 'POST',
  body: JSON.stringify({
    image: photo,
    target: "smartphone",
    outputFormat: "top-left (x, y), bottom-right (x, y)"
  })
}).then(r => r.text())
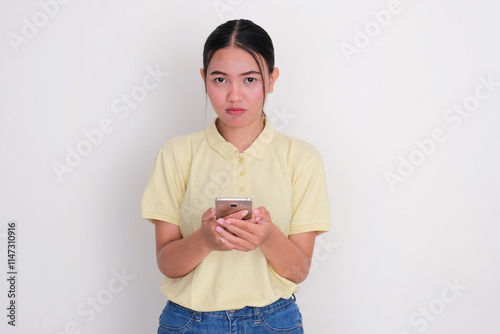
top-left (215, 197), bottom-right (252, 220)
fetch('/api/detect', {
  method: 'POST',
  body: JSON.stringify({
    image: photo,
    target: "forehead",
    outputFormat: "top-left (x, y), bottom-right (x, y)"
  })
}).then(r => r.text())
top-left (207, 46), bottom-right (266, 74)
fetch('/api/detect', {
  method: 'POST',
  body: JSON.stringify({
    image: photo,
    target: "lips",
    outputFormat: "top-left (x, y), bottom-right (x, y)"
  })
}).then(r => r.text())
top-left (226, 107), bottom-right (246, 115)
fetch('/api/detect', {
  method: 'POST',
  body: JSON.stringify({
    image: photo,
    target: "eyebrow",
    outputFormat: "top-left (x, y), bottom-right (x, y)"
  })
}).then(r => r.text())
top-left (209, 70), bottom-right (261, 76)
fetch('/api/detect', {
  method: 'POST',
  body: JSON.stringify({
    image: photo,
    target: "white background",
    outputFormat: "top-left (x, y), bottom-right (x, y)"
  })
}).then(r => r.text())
top-left (1, 0), bottom-right (499, 333)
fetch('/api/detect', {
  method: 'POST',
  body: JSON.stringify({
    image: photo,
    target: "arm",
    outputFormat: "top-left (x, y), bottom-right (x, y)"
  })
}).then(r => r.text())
top-left (215, 207), bottom-right (316, 284)
top-left (154, 220), bottom-right (209, 278)
top-left (155, 208), bottom-right (249, 278)
top-left (155, 208), bottom-right (234, 278)
top-left (261, 228), bottom-right (316, 284)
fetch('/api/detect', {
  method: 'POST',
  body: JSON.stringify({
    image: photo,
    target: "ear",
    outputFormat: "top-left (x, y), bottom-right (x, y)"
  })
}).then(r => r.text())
top-left (200, 68), bottom-right (207, 92)
top-left (267, 67), bottom-right (280, 93)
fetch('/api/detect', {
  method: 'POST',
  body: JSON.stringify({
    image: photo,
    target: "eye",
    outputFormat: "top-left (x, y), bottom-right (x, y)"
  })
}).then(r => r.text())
top-left (244, 77), bottom-right (257, 83)
top-left (214, 77), bottom-right (226, 83)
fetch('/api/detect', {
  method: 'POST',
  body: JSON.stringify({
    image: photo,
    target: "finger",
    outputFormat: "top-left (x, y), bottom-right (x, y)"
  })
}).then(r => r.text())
top-left (222, 209), bottom-right (249, 220)
top-left (223, 219), bottom-right (254, 232)
top-left (216, 225), bottom-right (237, 238)
top-left (216, 227), bottom-right (241, 249)
top-left (202, 208), bottom-right (216, 221)
top-left (218, 224), bottom-right (257, 247)
top-left (216, 225), bottom-right (244, 242)
top-left (223, 234), bottom-right (255, 252)
top-left (212, 227), bottom-right (236, 250)
top-left (218, 233), bottom-right (250, 252)
top-left (217, 210), bottom-right (249, 225)
top-left (253, 207), bottom-right (270, 222)
top-left (218, 235), bottom-right (236, 249)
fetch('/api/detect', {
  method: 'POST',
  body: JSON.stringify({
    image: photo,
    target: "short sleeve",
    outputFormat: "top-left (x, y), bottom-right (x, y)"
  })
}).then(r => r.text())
top-left (141, 138), bottom-right (191, 225)
top-left (289, 144), bottom-right (331, 235)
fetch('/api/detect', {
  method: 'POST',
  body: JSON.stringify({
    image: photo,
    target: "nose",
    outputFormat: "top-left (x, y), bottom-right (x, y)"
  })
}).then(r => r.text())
top-left (227, 82), bottom-right (242, 102)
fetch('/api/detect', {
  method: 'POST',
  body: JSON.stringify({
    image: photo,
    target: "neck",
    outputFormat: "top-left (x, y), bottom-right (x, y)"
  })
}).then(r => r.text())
top-left (216, 118), bottom-right (264, 152)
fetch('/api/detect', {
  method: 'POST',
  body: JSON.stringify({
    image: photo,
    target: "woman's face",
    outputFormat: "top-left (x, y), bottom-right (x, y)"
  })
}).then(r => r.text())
top-left (202, 46), bottom-right (278, 131)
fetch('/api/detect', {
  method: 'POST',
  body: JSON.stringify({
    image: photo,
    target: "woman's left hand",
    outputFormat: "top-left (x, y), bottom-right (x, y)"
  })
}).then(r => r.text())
top-left (215, 206), bottom-right (276, 251)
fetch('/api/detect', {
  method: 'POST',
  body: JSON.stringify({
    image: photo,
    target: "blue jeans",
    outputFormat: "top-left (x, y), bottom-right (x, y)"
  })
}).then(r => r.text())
top-left (157, 296), bottom-right (304, 333)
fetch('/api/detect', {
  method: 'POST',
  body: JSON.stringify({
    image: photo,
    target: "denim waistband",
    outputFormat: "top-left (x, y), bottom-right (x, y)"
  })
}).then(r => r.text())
top-left (170, 295), bottom-right (296, 318)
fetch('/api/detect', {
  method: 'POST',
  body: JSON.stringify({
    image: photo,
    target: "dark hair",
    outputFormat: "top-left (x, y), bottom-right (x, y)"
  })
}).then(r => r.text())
top-left (202, 19), bottom-right (275, 115)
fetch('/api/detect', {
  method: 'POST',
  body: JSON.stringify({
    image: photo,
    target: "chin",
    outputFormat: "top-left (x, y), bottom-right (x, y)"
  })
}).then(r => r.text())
top-left (221, 117), bottom-right (248, 127)
top-left (217, 112), bottom-right (262, 129)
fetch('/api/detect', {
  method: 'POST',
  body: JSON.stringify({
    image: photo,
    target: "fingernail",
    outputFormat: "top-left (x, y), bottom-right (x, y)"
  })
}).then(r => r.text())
top-left (253, 208), bottom-right (260, 215)
top-left (217, 218), bottom-right (224, 225)
top-left (241, 210), bottom-right (248, 217)
top-left (216, 226), bottom-right (222, 233)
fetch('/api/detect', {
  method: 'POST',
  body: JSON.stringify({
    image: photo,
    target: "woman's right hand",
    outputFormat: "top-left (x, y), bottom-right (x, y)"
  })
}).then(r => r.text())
top-left (154, 207), bottom-right (250, 278)
top-left (198, 208), bottom-right (248, 252)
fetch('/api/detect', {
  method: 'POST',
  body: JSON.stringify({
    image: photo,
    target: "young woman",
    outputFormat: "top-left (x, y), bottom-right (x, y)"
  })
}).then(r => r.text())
top-left (142, 19), bottom-right (331, 333)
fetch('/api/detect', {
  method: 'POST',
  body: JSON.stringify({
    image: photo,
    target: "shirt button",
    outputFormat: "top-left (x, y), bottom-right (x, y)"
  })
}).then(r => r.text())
top-left (239, 187), bottom-right (244, 192)
top-left (238, 157), bottom-right (243, 163)
top-left (239, 171), bottom-right (245, 176)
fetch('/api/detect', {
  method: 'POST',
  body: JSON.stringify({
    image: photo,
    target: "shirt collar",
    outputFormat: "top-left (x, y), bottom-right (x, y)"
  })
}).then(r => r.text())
top-left (206, 118), bottom-right (275, 160)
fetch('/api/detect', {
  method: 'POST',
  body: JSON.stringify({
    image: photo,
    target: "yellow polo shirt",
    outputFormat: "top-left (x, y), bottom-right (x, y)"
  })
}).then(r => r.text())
top-left (141, 118), bottom-right (330, 312)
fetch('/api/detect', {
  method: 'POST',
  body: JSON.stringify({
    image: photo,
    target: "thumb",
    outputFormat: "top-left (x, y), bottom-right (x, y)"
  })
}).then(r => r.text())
top-left (202, 208), bottom-right (216, 220)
